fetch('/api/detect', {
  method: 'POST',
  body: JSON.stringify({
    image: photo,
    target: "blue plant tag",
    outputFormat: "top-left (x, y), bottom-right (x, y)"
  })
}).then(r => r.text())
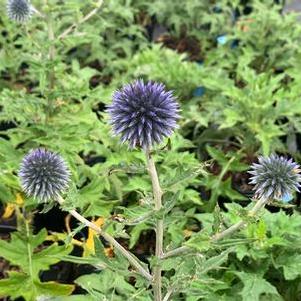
top-left (217, 35), bottom-right (227, 45)
top-left (193, 86), bottom-right (205, 97)
top-left (280, 193), bottom-right (293, 203)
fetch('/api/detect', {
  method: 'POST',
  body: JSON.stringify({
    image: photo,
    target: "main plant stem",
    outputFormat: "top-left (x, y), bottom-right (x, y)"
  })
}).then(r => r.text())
top-left (146, 150), bottom-right (163, 301)
top-left (57, 196), bottom-right (152, 281)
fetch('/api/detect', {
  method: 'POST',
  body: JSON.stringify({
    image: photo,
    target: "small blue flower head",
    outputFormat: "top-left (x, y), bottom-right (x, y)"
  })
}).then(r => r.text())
top-left (7, 0), bottom-right (33, 23)
top-left (19, 149), bottom-right (70, 202)
top-left (248, 154), bottom-right (301, 200)
top-left (107, 79), bottom-right (180, 149)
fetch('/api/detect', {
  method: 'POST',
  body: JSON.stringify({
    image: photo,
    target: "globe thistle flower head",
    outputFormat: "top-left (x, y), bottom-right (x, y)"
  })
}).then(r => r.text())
top-left (19, 149), bottom-right (70, 202)
top-left (107, 79), bottom-right (180, 149)
top-left (7, 0), bottom-right (33, 23)
top-left (248, 154), bottom-right (301, 200)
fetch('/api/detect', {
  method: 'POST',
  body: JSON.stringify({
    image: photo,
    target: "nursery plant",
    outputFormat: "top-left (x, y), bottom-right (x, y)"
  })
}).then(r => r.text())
top-left (1, 0), bottom-right (301, 301)
top-left (13, 86), bottom-right (301, 300)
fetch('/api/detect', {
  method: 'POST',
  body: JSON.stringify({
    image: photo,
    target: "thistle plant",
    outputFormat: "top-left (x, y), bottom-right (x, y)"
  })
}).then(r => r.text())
top-left (107, 79), bottom-right (179, 301)
top-left (107, 79), bottom-right (180, 149)
top-left (163, 154), bottom-right (301, 261)
top-left (18, 148), bottom-right (152, 281)
top-left (18, 69), bottom-right (301, 300)
top-left (19, 149), bottom-right (70, 202)
top-left (18, 148), bottom-right (301, 299)
top-left (214, 154), bottom-right (301, 240)
top-left (248, 154), bottom-right (301, 200)
top-left (4, 0), bottom-right (301, 301)
top-left (6, 0), bottom-right (34, 23)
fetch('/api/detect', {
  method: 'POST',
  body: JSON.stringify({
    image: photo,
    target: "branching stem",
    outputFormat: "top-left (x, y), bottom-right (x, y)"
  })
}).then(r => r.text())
top-left (57, 196), bottom-right (152, 281)
top-left (162, 197), bottom-right (268, 259)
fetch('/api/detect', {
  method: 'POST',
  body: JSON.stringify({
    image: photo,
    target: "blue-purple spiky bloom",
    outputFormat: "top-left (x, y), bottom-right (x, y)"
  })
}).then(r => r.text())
top-left (107, 80), bottom-right (180, 149)
top-left (248, 154), bottom-right (301, 200)
top-left (7, 0), bottom-right (34, 23)
top-left (19, 149), bottom-right (70, 202)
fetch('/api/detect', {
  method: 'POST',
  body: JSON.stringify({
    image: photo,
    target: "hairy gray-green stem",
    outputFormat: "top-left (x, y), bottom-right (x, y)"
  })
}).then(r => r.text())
top-left (57, 196), bottom-right (152, 281)
top-left (162, 197), bottom-right (268, 259)
top-left (146, 150), bottom-right (163, 301)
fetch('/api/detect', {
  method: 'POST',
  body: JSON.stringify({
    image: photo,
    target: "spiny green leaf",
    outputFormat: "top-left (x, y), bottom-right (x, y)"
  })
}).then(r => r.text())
top-left (235, 272), bottom-right (281, 301)
top-left (0, 271), bottom-right (74, 301)
top-left (184, 233), bottom-right (211, 252)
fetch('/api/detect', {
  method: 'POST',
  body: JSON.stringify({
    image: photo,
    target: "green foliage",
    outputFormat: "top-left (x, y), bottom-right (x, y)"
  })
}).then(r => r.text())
top-left (74, 270), bottom-right (152, 301)
top-left (185, 204), bottom-right (301, 300)
top-left (1, 0), bottom-right (301, 300)
top-left (121, 44), bottom-right (204, 99)
top-left (199, 65), bottom-right (301, 155)
top-left (200, 145), bottom-right (248, 211)
top-left (0, 221), bottom-right (74, 300)
top-left (134, 0), bottom-right (236, 46)
top-left (234, 271), bottom-right (281, 301)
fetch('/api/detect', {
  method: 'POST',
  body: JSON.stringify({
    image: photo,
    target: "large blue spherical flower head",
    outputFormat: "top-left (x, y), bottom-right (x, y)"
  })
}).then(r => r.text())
top-left (19, 149), bottom-right (70, 202)
top-left (107, 80), bottom-right (180, 149)
top-left (248, 154), bottom-right (301, 200)
top-left (7, 0), bottom-right (33, 23)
